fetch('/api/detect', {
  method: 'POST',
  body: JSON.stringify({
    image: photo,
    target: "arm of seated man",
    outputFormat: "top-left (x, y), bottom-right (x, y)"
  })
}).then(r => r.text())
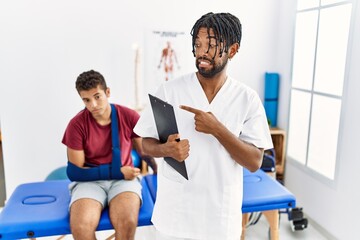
top-left (66, 147), bottom-right (125, 181)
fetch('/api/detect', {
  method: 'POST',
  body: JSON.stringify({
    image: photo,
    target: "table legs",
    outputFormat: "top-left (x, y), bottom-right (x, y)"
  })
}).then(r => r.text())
top-left (240, 210), bottom-right (279, 240)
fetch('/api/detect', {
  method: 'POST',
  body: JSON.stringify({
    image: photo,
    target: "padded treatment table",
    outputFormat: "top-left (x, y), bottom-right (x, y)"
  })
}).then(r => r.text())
top-left (0, 178), bottom-right (154, 240)
top-left (242, 168), bottom-right (295, 212)
top-left (241, 168), bottom-right (296, 240)
top-left (143, 169), bottom-right (296, 240)
top-left (0, 170), bottom-right (295, 240)
top-left (143, 169), bottom-right (296, 211)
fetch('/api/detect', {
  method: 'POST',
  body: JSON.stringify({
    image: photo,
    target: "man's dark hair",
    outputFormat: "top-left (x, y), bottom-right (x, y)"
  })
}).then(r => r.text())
top-left (190, 12), bottom-right (242, 57)
top-left (75, 70), bottom-right (107, 93)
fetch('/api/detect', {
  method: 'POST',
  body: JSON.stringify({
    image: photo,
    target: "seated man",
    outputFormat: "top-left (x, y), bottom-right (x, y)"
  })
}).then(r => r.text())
top-left (62, 70), bottom-right (156, 240)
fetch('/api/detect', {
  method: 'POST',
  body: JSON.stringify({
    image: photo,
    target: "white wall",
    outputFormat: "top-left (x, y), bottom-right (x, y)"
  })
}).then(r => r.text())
top-left (279, 1), bottom-right (360, 239)
top-left (0, 0), bottom-right (284, 198)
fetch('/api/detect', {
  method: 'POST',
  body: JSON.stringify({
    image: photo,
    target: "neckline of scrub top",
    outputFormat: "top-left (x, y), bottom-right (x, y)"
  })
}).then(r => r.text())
top-left (191, 73), bottom-right (231, 111)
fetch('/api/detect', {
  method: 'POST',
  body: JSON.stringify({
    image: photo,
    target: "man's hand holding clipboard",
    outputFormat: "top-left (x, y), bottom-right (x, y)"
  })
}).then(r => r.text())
top-left (162, 133), bottom-right (190, 162)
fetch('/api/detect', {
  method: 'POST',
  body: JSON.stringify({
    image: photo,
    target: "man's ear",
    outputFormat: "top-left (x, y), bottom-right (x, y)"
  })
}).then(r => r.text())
top-left (229, 43), bottom-right (240, 59)
top-left (105, 87), bottom-right (111, 97)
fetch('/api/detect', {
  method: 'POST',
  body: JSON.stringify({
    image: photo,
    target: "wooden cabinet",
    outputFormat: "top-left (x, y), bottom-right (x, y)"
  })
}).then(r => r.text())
top-left (269, 128), bottom-right (286, 182)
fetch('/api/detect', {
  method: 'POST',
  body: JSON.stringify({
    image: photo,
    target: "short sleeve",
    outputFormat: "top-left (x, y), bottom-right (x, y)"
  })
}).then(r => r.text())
top-left (62, 118), bottom-right (84, 150)
top-left (133, 86), bottom-right (167, 139)
top-left (240, 94), bottom-right (273, 150)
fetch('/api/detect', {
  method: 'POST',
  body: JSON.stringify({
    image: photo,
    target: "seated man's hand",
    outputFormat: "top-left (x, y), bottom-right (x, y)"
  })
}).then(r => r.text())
top-left (121, 166), bottom-right (141, 180)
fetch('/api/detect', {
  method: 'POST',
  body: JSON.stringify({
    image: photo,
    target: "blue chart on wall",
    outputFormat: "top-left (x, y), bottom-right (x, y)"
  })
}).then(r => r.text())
top-left (264, 72), bottom-right (280, 127)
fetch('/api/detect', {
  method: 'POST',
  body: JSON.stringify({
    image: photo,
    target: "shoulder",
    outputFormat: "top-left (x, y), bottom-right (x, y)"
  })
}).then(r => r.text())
top-left (162, 72), bottom-right (196, 88)
top-left (68, 108), bottom-right (88, 126)
top-left (64, 108), bottom-right (90, 136)
top-left (113, 104), bottom-right (139, 116)
top-left (228, 77), bottom-right (260, 100)
top-left (112, 104), bottom-right (140, 123)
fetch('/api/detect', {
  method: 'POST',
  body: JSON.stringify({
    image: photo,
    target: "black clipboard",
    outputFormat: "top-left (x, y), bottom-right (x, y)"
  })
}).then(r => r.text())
top-left (148, 94), bottom-right (188, 180)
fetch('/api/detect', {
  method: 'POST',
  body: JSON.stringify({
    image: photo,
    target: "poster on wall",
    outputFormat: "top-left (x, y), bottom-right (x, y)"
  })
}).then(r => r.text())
top-left (144, 30), bottom-right (189, 97)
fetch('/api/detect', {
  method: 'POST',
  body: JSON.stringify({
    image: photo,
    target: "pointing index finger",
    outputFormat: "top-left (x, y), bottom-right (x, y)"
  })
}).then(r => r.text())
top-left (180, 105), bottom-right (201, 114)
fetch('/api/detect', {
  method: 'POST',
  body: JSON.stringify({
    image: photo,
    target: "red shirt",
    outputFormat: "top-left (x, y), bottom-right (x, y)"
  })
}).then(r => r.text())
top-left (62, 104), bottom-right (139, 166)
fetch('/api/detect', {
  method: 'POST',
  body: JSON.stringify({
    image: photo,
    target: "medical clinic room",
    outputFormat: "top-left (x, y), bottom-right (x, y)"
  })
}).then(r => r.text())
top-left (0, 0), bottom-right (359, 239)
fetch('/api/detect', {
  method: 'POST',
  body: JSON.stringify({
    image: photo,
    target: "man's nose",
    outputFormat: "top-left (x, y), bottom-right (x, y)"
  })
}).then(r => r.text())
top-left (90, 100), bottom-right (97, 108)
top-left (198, 46), bottom-right (209, 55)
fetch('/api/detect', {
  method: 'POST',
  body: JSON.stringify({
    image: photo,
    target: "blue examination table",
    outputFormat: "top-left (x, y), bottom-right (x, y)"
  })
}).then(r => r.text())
top-left (143, 169), bottom-right (296, 240)
top-left (0, 169), bottom-right (295, 240)
top-left (0, 178), bottom-right (154, 240)
top-left (143, 168), bottom-right (296, 211)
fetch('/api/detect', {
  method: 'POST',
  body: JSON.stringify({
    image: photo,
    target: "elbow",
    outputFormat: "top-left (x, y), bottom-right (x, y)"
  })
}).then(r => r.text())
top-left (140, 145), bottom-right (151, 157)
top-left (247, 163), bottom-right (261, 173)
top-left (134, 138), bottom-right (150, 157)
top-left (141, 137), bottom-right (157, 156)
top-left (247, 150), bottom-right (264, 173)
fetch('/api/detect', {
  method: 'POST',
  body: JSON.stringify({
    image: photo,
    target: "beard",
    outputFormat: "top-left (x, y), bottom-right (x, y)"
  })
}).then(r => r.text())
top-left (196, 56), bottom-right (228, 78)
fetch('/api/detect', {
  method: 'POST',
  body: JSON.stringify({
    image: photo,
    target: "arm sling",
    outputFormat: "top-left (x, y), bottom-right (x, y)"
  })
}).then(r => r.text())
top-left (66, 104), bottom-right (124, 181)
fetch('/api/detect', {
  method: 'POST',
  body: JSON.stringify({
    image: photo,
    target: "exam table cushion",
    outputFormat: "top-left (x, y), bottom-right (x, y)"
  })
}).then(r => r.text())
top-left (0, 178), bottom-right (154, 239)
top-left (143, 169), bottom-right (296, 213)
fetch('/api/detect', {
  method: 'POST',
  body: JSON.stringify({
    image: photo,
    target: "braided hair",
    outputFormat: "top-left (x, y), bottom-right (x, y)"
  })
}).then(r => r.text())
top-left (190, 12), bottom-right (242, 58)
top-left (76, 70), bottom-right (108, 93)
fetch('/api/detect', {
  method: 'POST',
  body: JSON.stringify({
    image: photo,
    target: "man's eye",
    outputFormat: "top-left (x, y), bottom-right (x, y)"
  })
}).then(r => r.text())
top-left (209, 44), bottom-right (217, 48)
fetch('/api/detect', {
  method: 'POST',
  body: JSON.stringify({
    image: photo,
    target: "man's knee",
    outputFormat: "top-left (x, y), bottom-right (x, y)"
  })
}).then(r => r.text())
top-left (111, 206), bottom-right (138, 230)
top-left (112, 214), bottom-right (138, 239)
top-left (70, 199), bottom-right (102, 233)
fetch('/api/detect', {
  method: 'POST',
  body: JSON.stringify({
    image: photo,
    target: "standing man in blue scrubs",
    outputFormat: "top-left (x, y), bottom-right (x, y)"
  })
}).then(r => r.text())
top-left (134, 12), bottom-right (273, 240)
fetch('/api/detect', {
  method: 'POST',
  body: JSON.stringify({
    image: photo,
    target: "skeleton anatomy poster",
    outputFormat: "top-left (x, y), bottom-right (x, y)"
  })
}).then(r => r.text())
top-left (144, 30), bottom-right (188, 96)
